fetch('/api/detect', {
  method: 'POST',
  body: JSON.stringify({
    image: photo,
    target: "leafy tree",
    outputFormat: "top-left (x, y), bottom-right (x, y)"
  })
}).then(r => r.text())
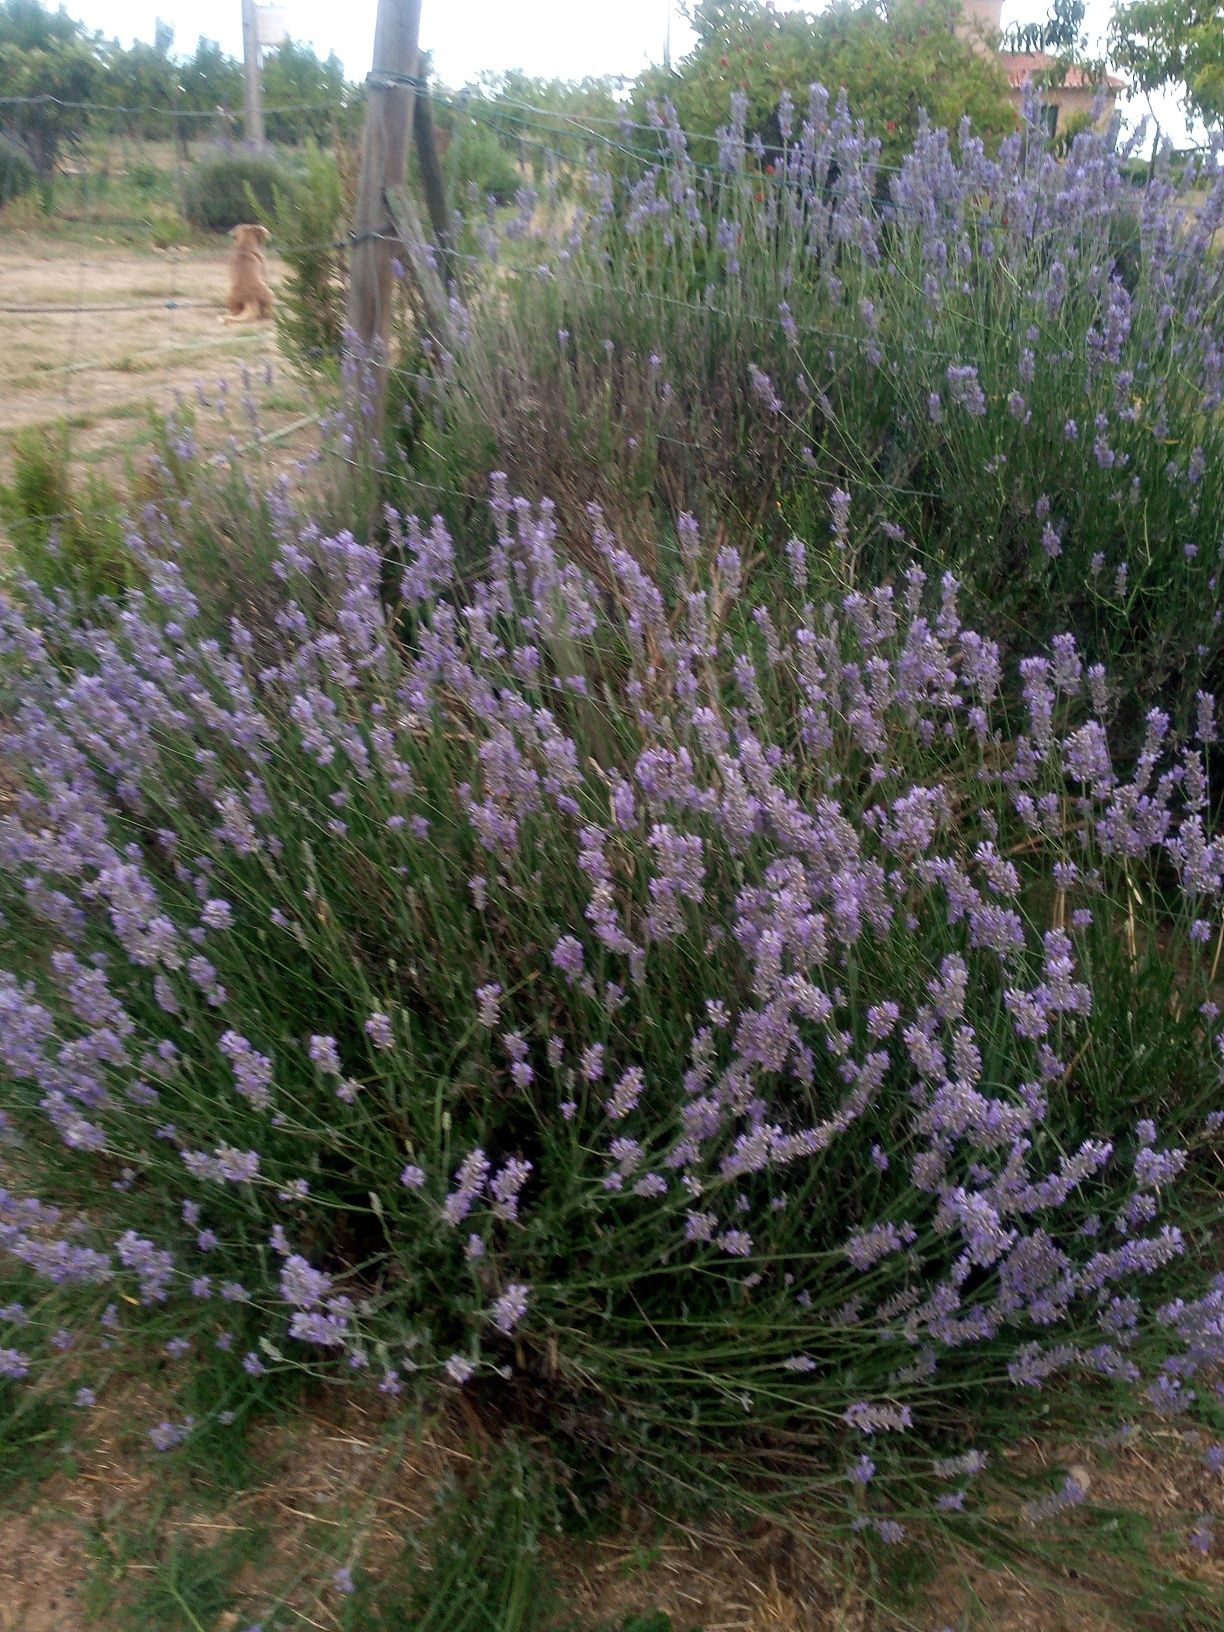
top-left (99, 19), bottom-right (180, 138)
top-left (0, 0), bottom-right (103, 175)
top-left (1002, 0), bottom-right (1113, 99)
top-left (1109, 0), bottom-right (1224, 128)
top-left (177, 34), bottom-right (243, 120)
top-left (262, 39), bottom-right (350, 144)
top-left (462, 71), bottom-right (622, 181)
top-left (0, 2), bottom-right (356, 166)
top-left (1003, 0), bottom-right (1090, 53)
top-left (641, 0), bottom-right (1016, 164)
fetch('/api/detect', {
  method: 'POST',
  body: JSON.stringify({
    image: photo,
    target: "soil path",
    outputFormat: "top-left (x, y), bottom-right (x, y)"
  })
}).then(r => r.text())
top-left (0, 239), bottom-right (313, 483)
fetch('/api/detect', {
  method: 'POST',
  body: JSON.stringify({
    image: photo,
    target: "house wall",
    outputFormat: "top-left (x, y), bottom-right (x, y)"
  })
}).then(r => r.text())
top-left (956, 0), bottom-right (1004, 39)
top-left (1008, 85), bottom-right (1118, 132)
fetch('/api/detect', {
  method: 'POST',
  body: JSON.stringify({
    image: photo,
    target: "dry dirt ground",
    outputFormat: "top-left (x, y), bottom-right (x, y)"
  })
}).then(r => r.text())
top-left (0, 238), bottom-right (315, 485)
top-left (1, 1389), bottom-right (1220, 1632)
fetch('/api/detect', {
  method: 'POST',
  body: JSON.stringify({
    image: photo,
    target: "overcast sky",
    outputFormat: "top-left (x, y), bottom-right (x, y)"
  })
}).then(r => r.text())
top-left (61, 0), bottom-right (1200, 146)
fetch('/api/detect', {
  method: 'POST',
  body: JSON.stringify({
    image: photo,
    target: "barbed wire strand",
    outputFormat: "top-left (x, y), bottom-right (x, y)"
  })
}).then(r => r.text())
top-left (4, 84), bottom-right (1216, 267)
top-left (0, 93), bottom-right (346, 118)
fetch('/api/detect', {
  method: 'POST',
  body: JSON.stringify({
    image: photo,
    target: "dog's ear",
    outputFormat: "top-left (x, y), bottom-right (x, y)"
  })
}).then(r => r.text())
top-left (255, 224), bottom-right (270, 243)
top-left (229, 224), bottom-right (242, 239)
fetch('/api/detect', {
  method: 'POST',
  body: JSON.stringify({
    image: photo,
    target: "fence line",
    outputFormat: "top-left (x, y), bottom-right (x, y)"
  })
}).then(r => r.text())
top-left (0, 299), bottom-right (217, 315)
top-left (5, 81), bottom-right (1217, 260)
top-left (0, 93), bottom-right (348, 118)
top-left (2, 78), bottom-right (1220, 565)
top-left (8, 83), bottom-right (1215, 186)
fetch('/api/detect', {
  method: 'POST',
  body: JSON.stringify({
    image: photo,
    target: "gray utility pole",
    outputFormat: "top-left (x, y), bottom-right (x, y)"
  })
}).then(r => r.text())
top-left (346, 0), bottom-right (423, 445)
top-left (240, 0), bottom-right (266, 148)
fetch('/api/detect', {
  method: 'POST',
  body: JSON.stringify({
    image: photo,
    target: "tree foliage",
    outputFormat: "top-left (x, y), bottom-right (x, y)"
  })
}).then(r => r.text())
top-left (1002, 0), bottom-right (1090, 54)
top-left (0, 0), bottom-right (356, 166)
top-left (177, 35), bottom-right (243, 118)
top-left (424, 72), bottom-right (622, 198)
top-left (642, 0), bottom-right (1016, 163)
top-left (96, 19), bottom-right (179, 137)
top-left (1109, 0), bottom-right (1224, 128)
top-left (0, 0), bottom-right (102, 174)
top-left (1002, 0), bottom-right (1114, 101)
top-left (262, 39), bottom-right (352, 145)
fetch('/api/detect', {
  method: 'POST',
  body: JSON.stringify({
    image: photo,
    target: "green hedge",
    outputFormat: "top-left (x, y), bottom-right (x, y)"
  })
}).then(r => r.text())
top-left (182, 148), bottom-right (293, 233)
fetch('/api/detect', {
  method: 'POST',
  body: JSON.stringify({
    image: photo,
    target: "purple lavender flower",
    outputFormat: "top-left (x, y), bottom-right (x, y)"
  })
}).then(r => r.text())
top-left (490, 1158), bottom-right (532, 1222)
top-left (489, 1283), bottom-right (530, 1334)
top-left (442, 1149), bottom-right (490, 1225)
top-left (1023, 1472), bottom-right (1088, 1523)
top-left (844, 1402), bottom-right (913, 1435)
top-left (607, 1067), bottom-right (645, 1121)
top-left (475, 983), bottom-right (502, 1028)
top-left (288, 1310), bottom-right (349, 1346)
top-left (552, 935), bottom-right (585, 981)
top-left (364, 1011), bottom-right (394, 1050)
top-left (218, 1032), bottom-right (273, 1111)
top-left (148, 1418), bottom-right (192, 1451)
top-left (280, 1254), bottom-right (333, 1309)
top-left (309, 1035), bottom-right (341, 1075)
top-left (444, 1353), bottom-right (475, 1385)
top-left (216, 1147), bottom-right (260, 1185)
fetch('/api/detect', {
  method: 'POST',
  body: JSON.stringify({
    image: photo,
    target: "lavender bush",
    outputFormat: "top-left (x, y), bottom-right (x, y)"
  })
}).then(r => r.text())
top-left (1, 472), bottom-right (1222, 1602)
top-left (404, 93), bottom-right (1224, 740)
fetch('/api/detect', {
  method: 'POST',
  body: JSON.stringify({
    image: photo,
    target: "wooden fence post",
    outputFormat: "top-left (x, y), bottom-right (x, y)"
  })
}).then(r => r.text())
top-left (412, 74), bottom-right (454, 277)
top-left (345, 0), bottom-right (423, 454)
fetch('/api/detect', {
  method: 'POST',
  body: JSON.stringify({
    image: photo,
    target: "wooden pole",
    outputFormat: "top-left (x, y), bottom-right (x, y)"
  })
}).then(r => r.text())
top-left (412, 74), bottom-right (454, 275)
top-left (346, 0), bottom-right (423, 447)
top-left (240, 0), bottom-right (266, 148)
top-left (385, 186), bottom-right (452, 345)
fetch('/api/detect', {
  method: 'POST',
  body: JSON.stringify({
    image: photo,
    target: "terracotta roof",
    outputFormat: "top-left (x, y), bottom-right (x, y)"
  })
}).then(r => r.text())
top-left (1002, 51), bottom-right (1126, 93)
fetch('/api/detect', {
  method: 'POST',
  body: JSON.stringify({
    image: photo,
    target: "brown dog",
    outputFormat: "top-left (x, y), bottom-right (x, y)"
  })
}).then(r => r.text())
top-left (223, 223), bottom-right (274, 323)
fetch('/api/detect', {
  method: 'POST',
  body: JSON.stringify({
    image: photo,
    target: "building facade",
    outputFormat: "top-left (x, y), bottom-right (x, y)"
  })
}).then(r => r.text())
top-left (954, 0), bottom-right (1125, 134)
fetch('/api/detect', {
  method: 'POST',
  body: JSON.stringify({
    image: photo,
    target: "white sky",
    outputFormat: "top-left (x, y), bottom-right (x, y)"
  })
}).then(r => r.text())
top-left (62, 0), bottom-right (1201, 146)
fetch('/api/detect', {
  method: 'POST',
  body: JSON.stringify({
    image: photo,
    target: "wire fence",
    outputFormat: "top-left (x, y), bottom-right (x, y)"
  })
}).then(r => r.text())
top-left (0, 88), bottom-right (326, 524)
top-left (2, 74), bottom-right (1221, 563)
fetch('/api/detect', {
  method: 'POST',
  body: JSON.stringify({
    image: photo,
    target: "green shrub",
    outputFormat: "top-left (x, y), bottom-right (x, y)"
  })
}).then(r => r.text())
top-left (4, 81), bottom-right (1224, 1632)
top-left (268, 142), bottom-right (349, 374)
top-left (0, 132), bottom-right (37, 208)
top-left (637, 0), bottom-right (1016, 164)
top-left (442, 115), bottom-right (525, 206)
top-left (127, 157), bottom-right (164, 193)
top-left (399, 99), bottom-right (1224, 750)
top-left (0, 427), bottom-right (132, 607)
top-left (1, 470), bottom-right (1222, 1622)
top-left (182, 147), bottom-right (293, 233)
top-left (144, 203), bottom-right (191, 249)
